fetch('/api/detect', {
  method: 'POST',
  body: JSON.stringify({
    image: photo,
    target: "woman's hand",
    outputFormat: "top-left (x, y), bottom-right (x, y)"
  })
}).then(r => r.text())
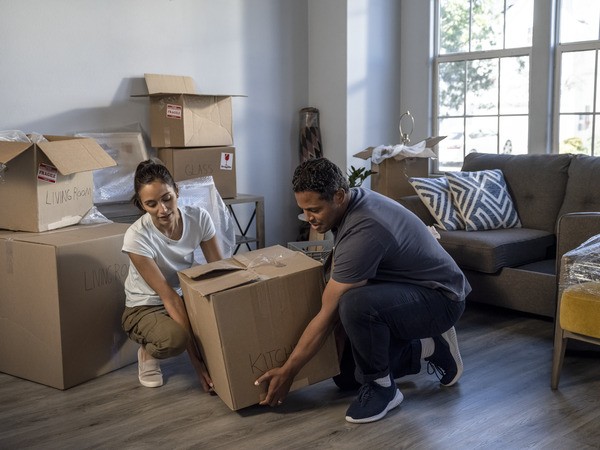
top-left (189, 351), bottom-right (214, 393)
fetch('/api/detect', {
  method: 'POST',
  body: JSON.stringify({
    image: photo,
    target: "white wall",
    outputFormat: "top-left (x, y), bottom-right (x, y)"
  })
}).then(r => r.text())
top-left (0, 0), bottom-right (308, 247)
top-left (1, 0), bottom-right (403, 246)
top-left (399, 0), bottom-right (434, 143)
top-left (308, 0), bottom-right (402, 182)
top-left (347, 0), bottom-right (402, 175)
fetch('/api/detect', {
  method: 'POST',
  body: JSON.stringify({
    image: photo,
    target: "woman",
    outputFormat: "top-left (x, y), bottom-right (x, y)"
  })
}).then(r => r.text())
top-left (121, 158), bottom-right (223, 390)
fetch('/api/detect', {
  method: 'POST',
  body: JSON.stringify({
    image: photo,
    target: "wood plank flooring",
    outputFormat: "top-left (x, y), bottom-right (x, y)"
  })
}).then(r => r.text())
top-left (1, 303), bottom-right (599, 449)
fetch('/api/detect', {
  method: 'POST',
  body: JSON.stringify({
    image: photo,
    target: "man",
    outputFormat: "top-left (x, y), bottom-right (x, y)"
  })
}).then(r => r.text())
top-left (255, 158), bottom-right (471, 424)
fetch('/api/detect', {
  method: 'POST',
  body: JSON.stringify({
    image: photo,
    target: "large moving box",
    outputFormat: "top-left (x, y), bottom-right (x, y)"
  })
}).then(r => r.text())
top-left (0, 135), bottom-right (116, 232)
top-left (135, 73), bottom-right (240, 148)
top-left (158, 146), bottom-right (236, 199)
top-left (0, 223), bottom-right (138, 389)
top-left (178, 245), bottom-right (339, 410)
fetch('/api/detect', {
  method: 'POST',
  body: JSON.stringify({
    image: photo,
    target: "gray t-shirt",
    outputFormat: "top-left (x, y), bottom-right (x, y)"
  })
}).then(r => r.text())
top-left (331, 188), bottom-right (470, 302)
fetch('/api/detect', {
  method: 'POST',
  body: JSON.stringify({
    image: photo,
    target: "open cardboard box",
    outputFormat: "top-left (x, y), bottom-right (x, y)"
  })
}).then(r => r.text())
top-left (178, 245), bottom-right (339, 410)
top-left (134, 73), bottom-right (244, 148)
top-left (0, 135), bottom-right (116, 232)
top-left (353, 136), bottom-right (445, 201)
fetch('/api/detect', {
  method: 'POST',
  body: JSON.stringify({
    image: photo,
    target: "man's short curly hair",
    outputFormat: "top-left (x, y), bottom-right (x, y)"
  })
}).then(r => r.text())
top-left (292, 158), bottom-right (349, 201)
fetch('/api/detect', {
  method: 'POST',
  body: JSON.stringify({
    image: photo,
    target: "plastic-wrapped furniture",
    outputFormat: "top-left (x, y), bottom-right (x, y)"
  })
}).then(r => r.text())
top-left (551, 234), bottom-right (600, 389)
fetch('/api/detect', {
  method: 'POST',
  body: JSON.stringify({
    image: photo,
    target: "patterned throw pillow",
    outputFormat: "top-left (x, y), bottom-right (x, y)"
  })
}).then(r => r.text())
top-left (446, 169), bottom-right (521, 231)
top-left (408, 177), bottom-right (465, 231)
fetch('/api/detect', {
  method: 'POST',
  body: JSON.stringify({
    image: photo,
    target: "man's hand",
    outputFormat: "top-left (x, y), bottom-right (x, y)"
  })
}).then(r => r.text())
top-left (254, 366), bottom-right (294, 407)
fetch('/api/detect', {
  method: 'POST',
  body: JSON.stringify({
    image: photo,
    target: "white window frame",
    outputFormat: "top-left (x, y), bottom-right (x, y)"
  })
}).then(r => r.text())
top-left (553, 40), bottom-right (600, 156)
top-left (428, 0), bottom-right (556, 174)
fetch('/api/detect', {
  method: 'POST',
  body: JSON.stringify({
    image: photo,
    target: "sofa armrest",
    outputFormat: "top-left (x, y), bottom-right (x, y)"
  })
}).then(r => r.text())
top-left (398, 195), bottom-right (436, 226)
top-left (556, 212), bottom-right (600, 271)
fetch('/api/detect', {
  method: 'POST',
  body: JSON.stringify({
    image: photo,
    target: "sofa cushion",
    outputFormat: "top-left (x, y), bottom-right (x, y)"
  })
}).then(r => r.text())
top-left (462, 153), bottom-right (571, 233)
top-left (438, 227), bottom-right (556, 273)
top-left (408, 176), bottom-right (465, 231)
top-left (446, 169), bottom-right (521, 231)
top-left (557, 154), bottom-right (600, 219)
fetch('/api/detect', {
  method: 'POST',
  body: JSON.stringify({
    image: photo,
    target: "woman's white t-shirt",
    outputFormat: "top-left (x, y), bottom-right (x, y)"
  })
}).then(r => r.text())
top-left (122, 205), bottom-right (216, 307)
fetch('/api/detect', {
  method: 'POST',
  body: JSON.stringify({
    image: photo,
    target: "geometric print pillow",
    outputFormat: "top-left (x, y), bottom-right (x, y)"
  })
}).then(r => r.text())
top-left (445, 169), bottom-right (521, 231)
top-left (408, 176), bottom-right (465, 231)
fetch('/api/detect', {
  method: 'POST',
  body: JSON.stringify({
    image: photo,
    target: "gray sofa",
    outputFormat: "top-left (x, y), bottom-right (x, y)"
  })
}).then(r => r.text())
top-left (400, 152), bottom-right (600, 318)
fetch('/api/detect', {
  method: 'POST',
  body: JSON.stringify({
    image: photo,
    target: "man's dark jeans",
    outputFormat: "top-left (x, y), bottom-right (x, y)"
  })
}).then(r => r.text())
top-left (336, 281), bottom-right (465, 385)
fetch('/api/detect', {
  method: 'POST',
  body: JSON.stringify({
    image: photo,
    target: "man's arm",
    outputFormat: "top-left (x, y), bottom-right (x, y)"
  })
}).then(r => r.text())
top-left (255, 277), bottom-right (366, 406)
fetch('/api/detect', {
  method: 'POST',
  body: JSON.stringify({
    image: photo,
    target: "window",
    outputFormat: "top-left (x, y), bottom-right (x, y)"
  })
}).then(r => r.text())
top-left (556, 0), bottom-right (600, 155)
top-left (434, 0), bottom-right (534, 172)
top-left (433, 0), bottom-right (600, 172)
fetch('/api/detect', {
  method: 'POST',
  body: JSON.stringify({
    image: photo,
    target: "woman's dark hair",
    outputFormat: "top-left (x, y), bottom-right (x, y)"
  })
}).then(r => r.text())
top-left (292, 158), bottom-right (349, 201)
top-left (132, 158), bottom-right (178, 211)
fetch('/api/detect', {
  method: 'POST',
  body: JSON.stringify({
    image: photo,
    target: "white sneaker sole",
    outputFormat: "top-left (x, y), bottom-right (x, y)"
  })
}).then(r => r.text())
top-left (345, 389), bottom-right (404, 424)
top-left (440, 326), bottom-right (463, 386)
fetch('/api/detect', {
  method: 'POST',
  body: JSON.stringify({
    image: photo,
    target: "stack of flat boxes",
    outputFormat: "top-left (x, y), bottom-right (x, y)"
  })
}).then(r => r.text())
top-left (140, 74), bottom-right (238, 199)
top-left (0, 136), bottom-right (138, 389)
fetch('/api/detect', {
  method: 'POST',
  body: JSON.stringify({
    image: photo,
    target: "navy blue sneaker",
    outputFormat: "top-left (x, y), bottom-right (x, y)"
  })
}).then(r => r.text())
top-left (425, 326), bottom-right (463, 386)
top-left (345, 378), bottom-right (403, 424)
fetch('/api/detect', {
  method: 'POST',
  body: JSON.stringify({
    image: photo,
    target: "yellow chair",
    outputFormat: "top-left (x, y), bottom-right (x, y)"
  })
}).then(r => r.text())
top-left (551, 277), bottom-right (600, 389)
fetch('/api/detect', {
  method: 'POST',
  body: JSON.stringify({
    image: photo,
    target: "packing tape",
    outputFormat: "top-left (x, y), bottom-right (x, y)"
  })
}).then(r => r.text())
top-left (4, 238), bottom-right (13, 274)
top-left (164, 127), bottom-right (171, 147)
top-left (47, 215), bottom-right (83, 231)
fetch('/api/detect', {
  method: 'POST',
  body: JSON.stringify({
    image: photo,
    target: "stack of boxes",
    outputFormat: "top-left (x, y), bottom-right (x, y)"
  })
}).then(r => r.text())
top-left (0, 135), bottom-right (139, 389)
top-left (136, 73), bottom-right (238, 199)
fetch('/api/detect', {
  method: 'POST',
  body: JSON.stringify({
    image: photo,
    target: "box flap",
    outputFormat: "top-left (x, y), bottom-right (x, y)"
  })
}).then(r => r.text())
top-left (37, 138), bottom-right (117, 175)
top-left (184, 268), bottom-right (262, 297)
top-left (144, 73), bottom-right (197, 95)
top-left (0, 141), bottom-right (33, 164)
top-left (131, 73), bottom-right (246, 99)
top-left (179, 259), bottom-right (264, 296)
top-left (181, 258), bottom-right (244, 278)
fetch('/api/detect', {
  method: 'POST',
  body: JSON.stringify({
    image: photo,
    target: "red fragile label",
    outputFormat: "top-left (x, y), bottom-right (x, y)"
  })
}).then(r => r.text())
top-left (37, 163), bottom-right (58, 183)
top-left (166, 104), bottom-right (182, 119)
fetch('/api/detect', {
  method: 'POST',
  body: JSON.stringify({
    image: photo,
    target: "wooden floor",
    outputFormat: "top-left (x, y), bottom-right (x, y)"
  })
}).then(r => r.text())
top-left (1, 303), bottom-right (599, 449)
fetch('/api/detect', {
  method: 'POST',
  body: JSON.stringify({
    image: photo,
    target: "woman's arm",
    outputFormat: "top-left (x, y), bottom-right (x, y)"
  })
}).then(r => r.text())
top-left (200, 235), bottom-right (224, 263)
top-left (128, 252), bottom-right (214, 392)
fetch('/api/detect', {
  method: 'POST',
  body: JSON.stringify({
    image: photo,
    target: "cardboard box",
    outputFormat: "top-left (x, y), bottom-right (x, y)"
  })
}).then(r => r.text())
top-left (158, 146), bottom-right (237, 199)
top-left (0, 223), bottom-right (138, 390)
top-left (0, 135), bottom-right (116, 232)
top-left (178, 245), bottom-right (340, 410)
top-left (354, 136), bottom-right (444, 201)
top-left (135, 73), bottom-right (241, 148)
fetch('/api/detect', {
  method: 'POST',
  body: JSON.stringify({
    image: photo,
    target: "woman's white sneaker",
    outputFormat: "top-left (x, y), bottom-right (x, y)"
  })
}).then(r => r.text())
top-left (138, 347), bottom-right (163, 388)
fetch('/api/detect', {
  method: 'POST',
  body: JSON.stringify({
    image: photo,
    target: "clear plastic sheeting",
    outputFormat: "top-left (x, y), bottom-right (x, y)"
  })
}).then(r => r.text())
top-left (0, 130), bottom-right (30, 142)
top-left (177, 176), bottom-right (236, 262)
top-left (560, 234), bottom-right (600, 294)
top-left (79, 206), bottom-right (113, 225)
top-left (74, 130), bottom-right (149, 204)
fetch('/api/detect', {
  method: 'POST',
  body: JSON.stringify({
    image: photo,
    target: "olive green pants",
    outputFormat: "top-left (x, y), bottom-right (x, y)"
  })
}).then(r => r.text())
top-left (121, 305), bottom-right (188, 360)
